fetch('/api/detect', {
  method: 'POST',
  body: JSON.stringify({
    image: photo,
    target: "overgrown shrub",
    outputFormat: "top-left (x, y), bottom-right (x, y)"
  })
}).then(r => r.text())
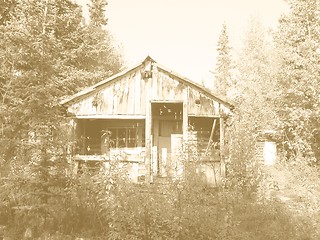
top-left (0, 115), bottom-right (315, 239)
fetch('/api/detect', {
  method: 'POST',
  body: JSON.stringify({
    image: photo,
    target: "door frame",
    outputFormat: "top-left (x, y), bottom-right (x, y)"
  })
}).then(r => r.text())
top-left (150, 101), bottom-right (185, 176)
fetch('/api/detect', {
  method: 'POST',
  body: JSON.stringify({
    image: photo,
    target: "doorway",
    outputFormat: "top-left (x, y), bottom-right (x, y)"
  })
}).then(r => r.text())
top-left (151, 102), bottom-right (183, 176)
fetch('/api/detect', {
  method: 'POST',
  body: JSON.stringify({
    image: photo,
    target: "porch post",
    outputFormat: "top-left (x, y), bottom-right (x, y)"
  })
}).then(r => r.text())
top-left (68, 117), bottom-right (78, 174)
top-left (82, 119), bottom-right (86, 155)
top-left (183, 88), bottom-right (189, 156)
top-left (181, 88), bottom-right (189, 179)
top-left (145, 78), bottom-right (152, 184)
top-left (70, 118), bottom-right (77, 156)
top-left (219, 116), bottom-right (226, 178)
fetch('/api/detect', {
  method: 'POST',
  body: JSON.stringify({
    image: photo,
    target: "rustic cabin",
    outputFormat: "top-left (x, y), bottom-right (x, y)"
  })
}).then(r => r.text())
top-left (62, 56), bottom-right (233, 185)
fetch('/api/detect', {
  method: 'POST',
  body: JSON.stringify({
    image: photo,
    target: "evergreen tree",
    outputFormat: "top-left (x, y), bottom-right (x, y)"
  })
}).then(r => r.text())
top-left (70, 0), bottom-right (122, 88)
top-left (0, 0), bottom-right (122, 235)
top-left (214, 23), bottom-right (232, 97)
top-left (0, 0), bottom-right (122, 141)
top-left (0, 0), bottom-right (84, 140)
top-left (89, 0), bottom-right (108, 27)
top-left (274, 0), bottom-right (320, 161)
top-left (0, 0), bottom-right (17, 25)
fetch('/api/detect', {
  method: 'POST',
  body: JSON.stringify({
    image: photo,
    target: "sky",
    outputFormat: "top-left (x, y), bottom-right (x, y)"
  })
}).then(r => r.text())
top-left (77, 0), bottom-right (289, 85)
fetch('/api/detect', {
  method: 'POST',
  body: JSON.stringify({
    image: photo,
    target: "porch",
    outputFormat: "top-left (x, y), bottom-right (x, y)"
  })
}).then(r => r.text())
top-left (72, 111), bottom-right (223, 183)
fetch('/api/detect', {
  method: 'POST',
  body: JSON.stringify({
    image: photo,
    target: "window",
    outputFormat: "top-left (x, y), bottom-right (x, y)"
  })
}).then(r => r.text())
top-left (127, 128), bottom-right (136, 147)
top-left (109, 127), bottom-right (145, 148)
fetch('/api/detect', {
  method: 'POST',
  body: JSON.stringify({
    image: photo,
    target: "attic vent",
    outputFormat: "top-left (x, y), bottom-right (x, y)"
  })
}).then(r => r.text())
top-left (141, 70), bottom-right (152, 79)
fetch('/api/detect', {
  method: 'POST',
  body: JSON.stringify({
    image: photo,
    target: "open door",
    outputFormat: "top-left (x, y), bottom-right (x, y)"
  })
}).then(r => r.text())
top-left (151, 102), bottom-right (183, 177)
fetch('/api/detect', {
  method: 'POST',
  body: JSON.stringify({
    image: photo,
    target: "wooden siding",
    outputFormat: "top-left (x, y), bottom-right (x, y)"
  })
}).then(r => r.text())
top-left (68, 67), bottom-right (147, 117)
top-left (188, 88), bottom-right (220, 116)
top-left (149, 70), bottom-right (185, 101)
top-left (150, 70), bottom-right (221, 116)
top-left (67, 63), bottom-right (226, 117)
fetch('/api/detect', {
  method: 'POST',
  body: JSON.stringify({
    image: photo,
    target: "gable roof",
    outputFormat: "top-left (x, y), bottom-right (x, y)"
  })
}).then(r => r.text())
top-left (61, 56), bottom-right (234, 109)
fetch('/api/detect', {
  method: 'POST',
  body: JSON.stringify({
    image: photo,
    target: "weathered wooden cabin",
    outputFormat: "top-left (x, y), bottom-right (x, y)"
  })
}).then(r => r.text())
top-left (62, 56), bottom-right (233, 185)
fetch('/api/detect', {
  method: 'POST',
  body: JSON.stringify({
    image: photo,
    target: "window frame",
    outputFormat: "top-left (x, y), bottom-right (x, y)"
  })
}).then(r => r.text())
top-left (108, 126), bottom-right (145, 149)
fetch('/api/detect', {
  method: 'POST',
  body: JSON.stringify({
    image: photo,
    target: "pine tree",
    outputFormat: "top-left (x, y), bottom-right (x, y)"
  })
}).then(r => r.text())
top-left (0, 0), bottom-right (123, 234)
top-left (0, 0), bottom-right (82, 138)
top-left (214, 23), bottom-right (232, 97)
top-left (69, 0), bottom-right (122, 88)
top-left (0, 0), bottom-right (17, 25)
top-left (89, 0), bottom-right (108, 27)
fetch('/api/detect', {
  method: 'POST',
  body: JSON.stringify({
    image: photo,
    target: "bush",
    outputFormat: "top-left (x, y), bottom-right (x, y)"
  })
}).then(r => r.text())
top-left (0, 123), bottom-right (315, 239)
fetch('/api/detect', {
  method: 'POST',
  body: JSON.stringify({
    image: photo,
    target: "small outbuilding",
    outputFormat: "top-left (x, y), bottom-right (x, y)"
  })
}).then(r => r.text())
top-left (62, 56), bottom-right (233, 185)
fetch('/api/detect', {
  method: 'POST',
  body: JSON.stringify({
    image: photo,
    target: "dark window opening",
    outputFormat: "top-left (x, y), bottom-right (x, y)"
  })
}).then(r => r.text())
top-left (152, 102), bottom-right (183, 120)
top-left (189, 117), bottom-right (220, 160)
top-left (76, 119), bottom-right (145, 155)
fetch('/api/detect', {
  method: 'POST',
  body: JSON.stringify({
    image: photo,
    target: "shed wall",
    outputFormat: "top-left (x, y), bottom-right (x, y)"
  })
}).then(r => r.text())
top-left (67, 67), bottom-right (147, 116)
top-left (67, 65), bottom-right (222, 117)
